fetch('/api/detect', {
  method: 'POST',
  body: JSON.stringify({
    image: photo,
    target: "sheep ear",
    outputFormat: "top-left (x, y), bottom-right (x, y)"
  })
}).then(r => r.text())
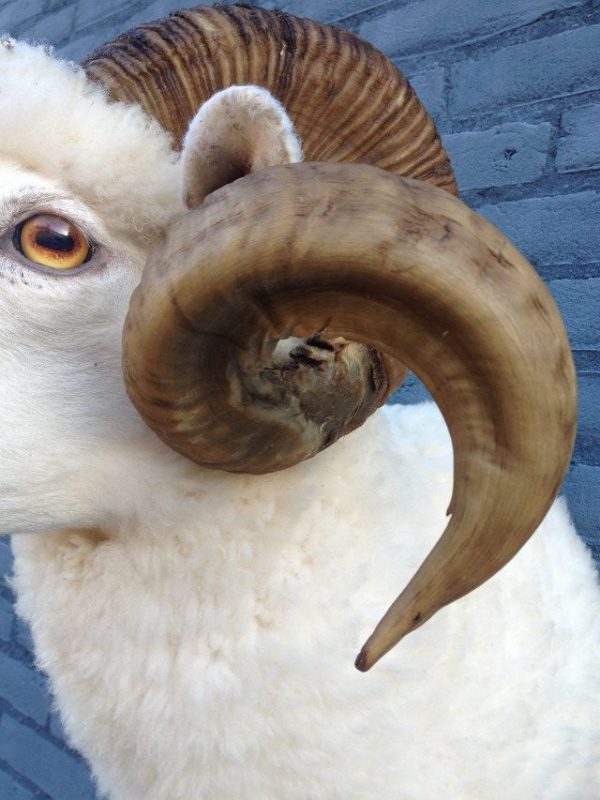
top-left (182, 85), bottom-right (303, 209)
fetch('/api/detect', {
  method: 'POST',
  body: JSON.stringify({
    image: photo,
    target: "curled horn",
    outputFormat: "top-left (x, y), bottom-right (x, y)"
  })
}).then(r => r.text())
top-left (83, 3), bottom-right (456, 468)
top-left (83, 4), bottom-right (456, 191)
top-left (85, 8), bottom-right (576, 667)
top-left (122, 163), bottom-right (575, 668)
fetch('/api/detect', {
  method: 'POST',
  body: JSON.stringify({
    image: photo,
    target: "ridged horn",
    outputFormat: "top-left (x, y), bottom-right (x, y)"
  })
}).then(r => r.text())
top-left (122, 162), bottom-right (576, 668)
top-left (82, 4), bottom-right (457, 191)
top-left (83, 3), bottom-right (460, 469)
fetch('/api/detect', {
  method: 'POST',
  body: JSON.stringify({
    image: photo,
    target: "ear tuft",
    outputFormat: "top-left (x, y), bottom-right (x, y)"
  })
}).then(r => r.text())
top-left (182, 85), bottom-right (303, 209)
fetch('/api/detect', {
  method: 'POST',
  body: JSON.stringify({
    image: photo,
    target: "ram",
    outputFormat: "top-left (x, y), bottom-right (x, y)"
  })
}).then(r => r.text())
top-left (1, 6), bottom-right (599, 799)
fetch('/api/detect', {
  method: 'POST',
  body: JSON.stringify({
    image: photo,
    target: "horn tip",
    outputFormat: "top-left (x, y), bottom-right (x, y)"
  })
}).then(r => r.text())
top-left (354, 647), bottom-right (373, 672)
top-left (356, 607), bottom-right (426, 671)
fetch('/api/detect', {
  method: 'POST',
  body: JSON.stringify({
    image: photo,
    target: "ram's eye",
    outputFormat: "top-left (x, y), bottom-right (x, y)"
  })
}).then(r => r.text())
top-left (14, 214), bottom-right (92, 270)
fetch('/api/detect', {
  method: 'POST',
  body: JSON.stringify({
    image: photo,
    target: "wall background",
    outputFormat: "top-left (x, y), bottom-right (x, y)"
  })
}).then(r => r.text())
top-left (0, 0), bottom-right (598, 796)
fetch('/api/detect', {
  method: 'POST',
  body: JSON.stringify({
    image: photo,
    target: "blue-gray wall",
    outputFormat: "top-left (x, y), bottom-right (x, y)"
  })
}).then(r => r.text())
top-left (0, 0), bottom-right (598, 796)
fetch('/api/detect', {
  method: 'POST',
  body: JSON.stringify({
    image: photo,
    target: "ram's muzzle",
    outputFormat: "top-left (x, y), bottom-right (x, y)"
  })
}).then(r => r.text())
top-left (122, 161), bottom-right (576, 670)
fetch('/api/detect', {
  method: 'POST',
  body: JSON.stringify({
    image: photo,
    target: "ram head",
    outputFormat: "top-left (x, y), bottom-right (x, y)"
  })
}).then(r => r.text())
top-left (1, 5), bottom-right (576, 671)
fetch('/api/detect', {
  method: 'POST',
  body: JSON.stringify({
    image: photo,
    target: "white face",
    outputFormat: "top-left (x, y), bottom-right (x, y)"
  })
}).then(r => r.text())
top-left (0, 161), bottom-right (154, 534)
top-left (0, 79), bottom-right (302, 537)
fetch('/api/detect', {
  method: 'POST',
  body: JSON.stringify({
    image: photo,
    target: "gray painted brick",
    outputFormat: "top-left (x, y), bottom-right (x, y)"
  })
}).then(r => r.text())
top-left (14, 617), bottom-right (34, 654)
top-left (0, 652), bottom-right (52, 725)
top-left (57, 25), bottom-right (121, 61)
top-left (61, 0), bottom-right (206, 60)
top-left (122, 0), bottom-right (209, 29)
top-left (66, 1), bottom-right (258, 54)
top-left (0, 540), bottom-right (13, 576)
top-left (549, 278), bottom-right (600, 350)
top-left (0, 715), bottom-right (97, 800)
top-left (451, 25), bottom-right (600, 116)
top-left (445, 122), bottom-right (551, 190)
top-left (0, 769), bottom-right (36, 800)
top-left (22, 3), bottom-right (75, 44)
top-left (564, 465), bottom-right (600, 560)
top-left (574, 350), bottom-right (600, 373)
top-left (389, 372), bottom-right (431, 405)
top-left (557, 104), bottom-right (600, 173)
top-left (477, 191), bottom-right (600, 266)
top-left (74, 0), bottom-right (138, 32)
top-left (575, 374), bottom-right (600, 465)
top-left (406, 66), bottom-right (446, 119)
top-left (46, 0), bottom-right (78, 11)
top-left (118, 0), bottom-right (183, 29)
top-left (359, 0), bottom-right (584, 58)
top-left (49, 710), bottom-right (67, 741)
top-left (0, 0), bottom-right (44, 34)
top-left (278, 0), bottom-right (372, 23)
top-left (0, 595), bottom-right (13, 641)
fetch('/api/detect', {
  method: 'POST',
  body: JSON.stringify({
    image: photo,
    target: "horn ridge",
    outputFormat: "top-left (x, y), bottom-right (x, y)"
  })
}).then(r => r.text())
top-left (83, 4), bottom-right (457, 194)
top-left (122, 162), bottom-right (576, 666)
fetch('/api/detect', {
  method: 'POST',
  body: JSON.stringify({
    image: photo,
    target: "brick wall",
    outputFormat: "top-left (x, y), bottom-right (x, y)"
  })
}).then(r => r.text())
top-left (0, 1), bottom-right (598, 796)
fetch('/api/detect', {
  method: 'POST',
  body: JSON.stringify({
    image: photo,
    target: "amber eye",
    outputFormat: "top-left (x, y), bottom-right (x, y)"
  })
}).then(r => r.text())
top-left (14, 214), bottom-right (92, 270)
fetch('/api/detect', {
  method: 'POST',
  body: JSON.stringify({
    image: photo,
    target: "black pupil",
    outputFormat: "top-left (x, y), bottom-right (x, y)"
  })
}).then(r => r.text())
top-left (36, 228), bottom-right (75, 253)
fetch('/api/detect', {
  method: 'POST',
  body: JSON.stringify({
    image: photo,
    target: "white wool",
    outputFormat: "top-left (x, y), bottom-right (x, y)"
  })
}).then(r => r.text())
top-left (11, 404), bottom-right (600, 799)
top-left (0, 39), bottom-right (181, 245)
top-left (1, 37), bottom-right (599, 800)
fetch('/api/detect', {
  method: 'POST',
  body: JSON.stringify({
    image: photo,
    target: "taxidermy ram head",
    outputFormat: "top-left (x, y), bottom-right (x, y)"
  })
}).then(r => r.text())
top-left (2, 4), bottom-right (576, 671)
top-left (78, 4), bottom-right (576, 669)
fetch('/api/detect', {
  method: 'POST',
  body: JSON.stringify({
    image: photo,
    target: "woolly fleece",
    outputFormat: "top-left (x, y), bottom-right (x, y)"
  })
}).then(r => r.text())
top-left (11, 404), bottom-right (600, 799)
top-left (0, 39), bottom-right (180, 246)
